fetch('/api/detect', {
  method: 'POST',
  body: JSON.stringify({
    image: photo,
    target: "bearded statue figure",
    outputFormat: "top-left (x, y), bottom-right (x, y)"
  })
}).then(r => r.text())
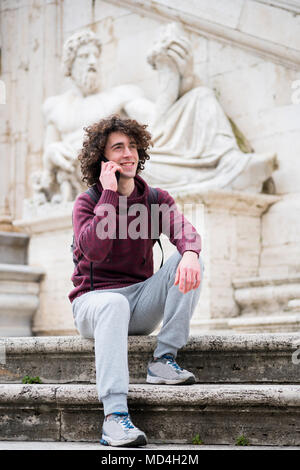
top-left (37, 30), bottom-right (102, 203)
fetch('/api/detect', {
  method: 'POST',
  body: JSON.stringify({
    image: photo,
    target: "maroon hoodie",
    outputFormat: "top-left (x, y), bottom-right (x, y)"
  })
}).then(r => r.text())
top-left (68, 175), bottom-right (201, 303)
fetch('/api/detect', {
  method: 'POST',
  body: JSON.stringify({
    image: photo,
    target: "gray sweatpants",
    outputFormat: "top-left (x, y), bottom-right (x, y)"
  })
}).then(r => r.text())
top-left (72, 251), bottom-right (204, 416)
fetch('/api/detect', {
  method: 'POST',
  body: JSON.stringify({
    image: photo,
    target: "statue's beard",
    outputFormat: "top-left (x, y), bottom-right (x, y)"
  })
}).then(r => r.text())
top-left (75, 69), bottom-right (99, 95)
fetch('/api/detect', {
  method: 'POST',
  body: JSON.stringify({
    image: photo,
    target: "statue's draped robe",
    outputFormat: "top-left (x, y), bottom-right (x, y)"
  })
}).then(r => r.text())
top-left (143, 86), bottom-right (252, 190)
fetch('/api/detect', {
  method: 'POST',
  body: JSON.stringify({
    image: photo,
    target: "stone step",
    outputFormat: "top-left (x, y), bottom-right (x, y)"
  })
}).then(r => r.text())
top-left (1, 333), bottom-right (300, 384)
top-left (0, 441), bottom-right (298, 450)
top-left (0, 383), bottom-right (300, 446)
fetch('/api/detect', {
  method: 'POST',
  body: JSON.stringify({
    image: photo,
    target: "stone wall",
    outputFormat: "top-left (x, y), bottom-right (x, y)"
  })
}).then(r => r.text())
top-left (1, 0), bottom-right (300, 223)
top-left (0, 0), bottom-right (300, 334)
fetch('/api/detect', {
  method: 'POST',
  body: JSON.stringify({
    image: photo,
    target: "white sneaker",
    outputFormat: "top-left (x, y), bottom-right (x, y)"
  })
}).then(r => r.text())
top-left (100, 412), bottom-right (148, 447)
top-left (147, 354), bottom-right (196, 385)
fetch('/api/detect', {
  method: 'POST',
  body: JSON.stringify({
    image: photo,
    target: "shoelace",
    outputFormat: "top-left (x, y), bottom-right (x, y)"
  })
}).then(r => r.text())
top-left (112, 412), bottom-right (135, 429)
top-left (162, 354), bottom-right (183, 371)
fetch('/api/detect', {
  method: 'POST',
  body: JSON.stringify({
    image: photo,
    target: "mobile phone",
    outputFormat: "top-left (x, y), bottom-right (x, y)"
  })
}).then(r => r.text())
top-left (102, 157), bottom-right (121, 182)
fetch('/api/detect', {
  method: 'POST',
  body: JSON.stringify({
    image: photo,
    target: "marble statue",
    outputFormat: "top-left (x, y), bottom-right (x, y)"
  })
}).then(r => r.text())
top-left (143, 23), bottom-right (277, 192)
top-left (32, 24), bottom-right (277, 205)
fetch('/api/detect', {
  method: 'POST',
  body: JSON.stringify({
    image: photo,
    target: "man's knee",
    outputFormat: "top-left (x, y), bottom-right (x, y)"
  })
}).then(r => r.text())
top-left (87, 293), bottom-right (130, 340)
top-left (98, 293), bottom-right (130, 316)
top-left (81, 292), bottom-right (130, 329)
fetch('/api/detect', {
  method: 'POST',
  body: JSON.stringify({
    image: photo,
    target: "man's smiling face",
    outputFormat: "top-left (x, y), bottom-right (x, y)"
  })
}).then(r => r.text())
top-left (104, 132), bottom-right (139, 179)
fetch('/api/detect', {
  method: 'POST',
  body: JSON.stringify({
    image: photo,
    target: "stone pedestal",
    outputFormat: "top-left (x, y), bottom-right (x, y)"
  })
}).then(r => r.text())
top-left (260, 194), bottom-right (300, 277)
top-left (0, 231), bottom-right (29, 265)
top-left (13, 190), bottom-right (280, 336)
top-left (0, 216), bottom-right (14, 233)
top-left (0, 177), bottom-right (13, 233)
top-left (229, 275), bottom-right (300, 332)
top-left (0, 264), bottom-right (44, 336)
top-left (169, 188), bottom-right (280, 333)
top-left (0, 231), bottom-right (45, 336)
top-left (13, 202), bottom-right (76, 336)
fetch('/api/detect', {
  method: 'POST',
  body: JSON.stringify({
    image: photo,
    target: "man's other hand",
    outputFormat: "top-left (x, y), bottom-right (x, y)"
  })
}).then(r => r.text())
top-left (174, 251), bottom-right (201, 294)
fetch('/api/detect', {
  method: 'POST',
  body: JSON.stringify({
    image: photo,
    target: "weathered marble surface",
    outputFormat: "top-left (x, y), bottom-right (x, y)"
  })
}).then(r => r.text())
top-left (1, 0), bottom-right (300, 335)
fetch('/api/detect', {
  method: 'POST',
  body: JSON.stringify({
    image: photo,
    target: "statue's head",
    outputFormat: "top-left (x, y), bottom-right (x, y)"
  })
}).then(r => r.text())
top-left (62, 30), bottom-right (102, 96)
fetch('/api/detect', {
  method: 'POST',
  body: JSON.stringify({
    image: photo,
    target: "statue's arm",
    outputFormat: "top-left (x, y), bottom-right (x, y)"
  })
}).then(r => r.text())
top-left (115, 84), bottom-right (155, 124)
top-left (41, 97), bottom-right (73, 170)
top-left (118, 72), bottom-right (179, 128)
top-left (150, 56), bottom-right (180, 126)
top-left (123, 96), bottom-right (155, 124)
top-left (42, 122), bottom-right (61, 165)
top-left (43, 122), bottom-right (60, 147)
top-left (146, 27), bottom-right (194, 126)
top-left (42, 96), bottom-right (61, 160)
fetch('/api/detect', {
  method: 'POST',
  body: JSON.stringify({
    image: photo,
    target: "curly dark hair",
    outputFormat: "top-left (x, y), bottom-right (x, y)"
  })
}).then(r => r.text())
top-left (78, 115), bottom-right (153, 186)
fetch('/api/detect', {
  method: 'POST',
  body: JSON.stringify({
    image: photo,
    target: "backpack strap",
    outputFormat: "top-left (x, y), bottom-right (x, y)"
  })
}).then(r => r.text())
top-left (70, 213), bottom-right (83, 265)
top-left (84, 185), bottom-right (101, 291)
top-left (85, 184), bottom-right (101, 204)
top-left (148, 187), bottom-right (164, 269)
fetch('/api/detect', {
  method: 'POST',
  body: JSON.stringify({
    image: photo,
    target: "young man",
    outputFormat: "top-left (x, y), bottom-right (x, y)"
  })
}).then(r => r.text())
top-left (69, 115), bottom-right (204, 447)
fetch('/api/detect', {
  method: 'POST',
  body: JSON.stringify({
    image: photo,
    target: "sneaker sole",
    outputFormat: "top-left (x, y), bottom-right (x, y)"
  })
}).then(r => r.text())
top-left (100, 434), bottom-right (148, 448)
top-left (146, 375), bottom-right (196, 385)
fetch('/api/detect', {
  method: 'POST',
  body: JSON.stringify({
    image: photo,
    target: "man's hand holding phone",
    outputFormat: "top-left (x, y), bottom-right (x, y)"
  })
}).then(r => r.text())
top-left (99, 159), bottom-right (122, 192)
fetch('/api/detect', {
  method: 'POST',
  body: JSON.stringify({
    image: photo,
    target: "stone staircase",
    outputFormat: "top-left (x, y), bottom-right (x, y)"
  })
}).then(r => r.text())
top-left (0, 333), bottom-right (300, 446)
